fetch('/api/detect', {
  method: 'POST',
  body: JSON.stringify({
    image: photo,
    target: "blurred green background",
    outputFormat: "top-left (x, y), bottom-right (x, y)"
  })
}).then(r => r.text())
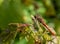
top-left (0, 0), bottom-right (60, 44)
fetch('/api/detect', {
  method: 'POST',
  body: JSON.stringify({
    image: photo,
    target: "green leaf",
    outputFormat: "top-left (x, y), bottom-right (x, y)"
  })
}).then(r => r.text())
top-left (15, 38), bottom-right (27, 44)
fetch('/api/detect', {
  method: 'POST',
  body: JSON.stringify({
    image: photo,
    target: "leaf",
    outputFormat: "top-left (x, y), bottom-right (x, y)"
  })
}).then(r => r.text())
top-left (15, 38), bottom-right (27, 44)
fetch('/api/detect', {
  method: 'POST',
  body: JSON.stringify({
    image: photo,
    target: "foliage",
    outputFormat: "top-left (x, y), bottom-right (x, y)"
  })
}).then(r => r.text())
top-left (0, 0), bottom-right (60, 44)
